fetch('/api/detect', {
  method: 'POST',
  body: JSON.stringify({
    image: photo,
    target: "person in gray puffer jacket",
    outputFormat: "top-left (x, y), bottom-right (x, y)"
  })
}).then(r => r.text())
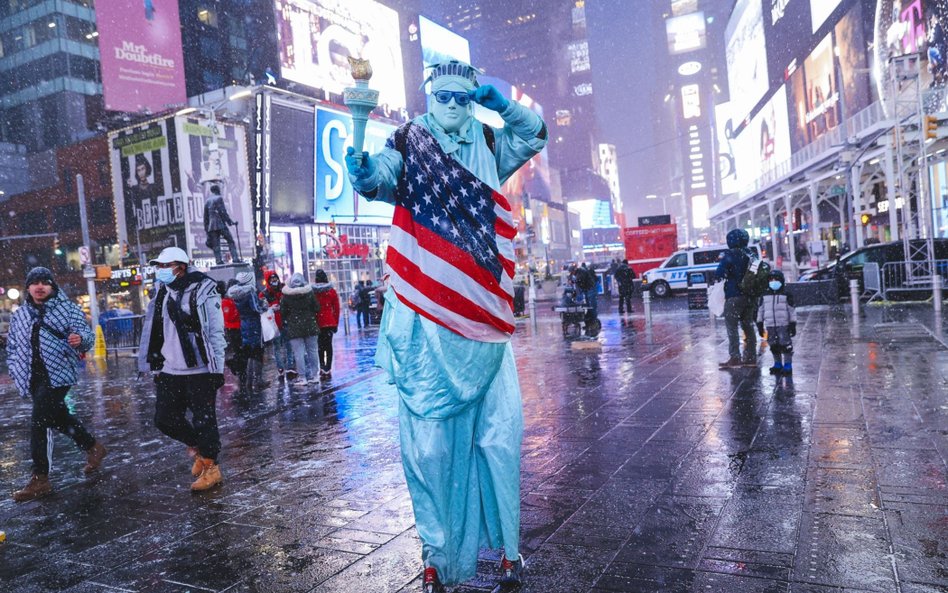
top-left (280, 273), bottom-right (320, 384)
top-left (756, 270), bottom-right (797, 376)
top-left (7, 267), bottom-right (107, 502)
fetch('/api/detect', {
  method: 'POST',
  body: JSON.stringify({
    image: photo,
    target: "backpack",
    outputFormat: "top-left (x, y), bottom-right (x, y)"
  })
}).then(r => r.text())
top-left (574, 267), bottom-right (595, 291)
top-left (740, 252), bottom-right (771, 298)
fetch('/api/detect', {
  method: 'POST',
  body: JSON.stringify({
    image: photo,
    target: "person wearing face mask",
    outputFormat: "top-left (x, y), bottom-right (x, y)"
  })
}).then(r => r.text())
top-left (756, 270), bottom-right (797, 376)
top-left (138, 247), bottom-right (227, 492)
top-left (345, 60), bottom-right (547, 593)
top-left (7, 267), bottom-right (105, 502)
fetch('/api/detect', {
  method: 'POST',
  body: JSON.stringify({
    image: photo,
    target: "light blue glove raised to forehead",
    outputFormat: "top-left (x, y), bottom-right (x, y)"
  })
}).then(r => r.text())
top-left (345, 146), bottom-right (377, 184)
top-left (468, 85), bottom-right (509, 113)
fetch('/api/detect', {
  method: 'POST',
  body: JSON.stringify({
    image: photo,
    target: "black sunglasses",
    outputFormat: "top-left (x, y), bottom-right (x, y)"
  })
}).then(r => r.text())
top-left (432, 90), bottom-right (472, 106)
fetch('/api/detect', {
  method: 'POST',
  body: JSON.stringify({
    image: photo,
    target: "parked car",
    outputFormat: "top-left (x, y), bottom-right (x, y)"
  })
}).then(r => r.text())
top-left (799, 239), bottom-right (948, 295)
top-left (641, 243), bottom-right (764, 297)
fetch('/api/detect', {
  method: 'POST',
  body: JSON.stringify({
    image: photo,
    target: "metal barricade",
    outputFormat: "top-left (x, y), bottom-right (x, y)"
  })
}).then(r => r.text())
top-left (879, 259), bottom-right (948, 301)
top-left (102, 315), bottom-right (144, 361)
top-left (862, 262), bottom-right (882, 302)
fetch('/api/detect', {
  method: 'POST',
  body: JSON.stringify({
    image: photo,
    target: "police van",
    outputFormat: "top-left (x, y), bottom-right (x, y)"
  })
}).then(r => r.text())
top-left (641, 243), bottom-right (763, 297)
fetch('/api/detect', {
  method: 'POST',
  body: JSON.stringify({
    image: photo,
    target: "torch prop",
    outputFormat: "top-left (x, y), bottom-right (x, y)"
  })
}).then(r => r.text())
top-left (343, 57), bottom-right (379, 165)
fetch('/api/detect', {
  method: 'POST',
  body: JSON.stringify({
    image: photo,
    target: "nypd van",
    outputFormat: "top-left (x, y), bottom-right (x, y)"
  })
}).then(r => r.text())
top-left (641, 243), bottom-right (763, 297)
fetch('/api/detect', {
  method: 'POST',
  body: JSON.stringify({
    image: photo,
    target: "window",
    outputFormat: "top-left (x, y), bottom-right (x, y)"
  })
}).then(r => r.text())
top-left (90, 198), bottom-right (114, 227)
top-left (664, 253), bottom-right (688, 268)
top-left (53, 204), bottom-right (80, 231)
top-left (693, 249), bottom-right (725, 265)
top-left (19, 210), bottom-right (48, 233)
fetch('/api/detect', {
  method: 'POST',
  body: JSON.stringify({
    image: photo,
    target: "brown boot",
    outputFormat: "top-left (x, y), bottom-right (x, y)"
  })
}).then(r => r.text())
top-left (190, 454), bottom-right (204, 477)
top-left (12, 474), bottom-right (52, 502)
top-left (191, 459), bottom-right (223, 492)
top-left (83, 442), bottom-right (107, 474)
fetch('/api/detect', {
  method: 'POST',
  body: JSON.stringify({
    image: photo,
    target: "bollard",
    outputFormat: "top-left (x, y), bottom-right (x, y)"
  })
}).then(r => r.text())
top-left (93, 325), bottom-right (106, 360)
top-left (934, 275), bottom-right (944, 314)
top-left (850, 279), bottom-right (860, 317)
top-left (643, 290), bottom-right (652, 326)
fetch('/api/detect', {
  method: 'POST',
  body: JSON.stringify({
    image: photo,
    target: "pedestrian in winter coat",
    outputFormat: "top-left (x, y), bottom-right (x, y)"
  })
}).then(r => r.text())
top-left (219, 281), bottom-right (241, 374)
top-left (261, 271), bottom-right (295, 379)
top-left (613, 260), bottom-right (636, 315)
top-left (280, 273), bottom-right (320, 384)
top-left (313, 269), bottom-right (340, 377)
top-left (7, 267), bottom-right (107, 502)
top-left (356, 280), bottom-right (373, 328)
top-left (137, 247), bottom-right (226, 492)
top-left (228, 272), bottom-right (270, 391)
top-left (715, 228), bottom-right (757, 368)
top-left (756, 270), bottom-right (797, 375)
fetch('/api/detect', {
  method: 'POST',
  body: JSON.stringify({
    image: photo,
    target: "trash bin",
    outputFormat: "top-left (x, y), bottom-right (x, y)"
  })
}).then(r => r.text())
top-left (687, 271), bottom-right (710, 310)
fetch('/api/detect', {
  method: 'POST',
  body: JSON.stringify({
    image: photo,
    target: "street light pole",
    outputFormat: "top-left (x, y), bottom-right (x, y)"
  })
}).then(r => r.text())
top-left (76, 174), bottom-right (99, 329)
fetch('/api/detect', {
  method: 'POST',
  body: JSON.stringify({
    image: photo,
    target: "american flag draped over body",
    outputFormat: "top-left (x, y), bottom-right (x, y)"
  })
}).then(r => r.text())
top-left (385, 123), bottom-right (518, 343)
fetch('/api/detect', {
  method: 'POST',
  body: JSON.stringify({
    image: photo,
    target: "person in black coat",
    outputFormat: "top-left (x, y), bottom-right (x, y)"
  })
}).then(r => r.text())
top-left (613, 260), bottom-right (636, 315)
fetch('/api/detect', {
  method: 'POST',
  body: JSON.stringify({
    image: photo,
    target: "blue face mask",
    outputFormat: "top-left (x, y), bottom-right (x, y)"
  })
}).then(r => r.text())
top-left (768, 280), bottom-right (782, 291)
top-left (155, 268), bottom-right (176, 285)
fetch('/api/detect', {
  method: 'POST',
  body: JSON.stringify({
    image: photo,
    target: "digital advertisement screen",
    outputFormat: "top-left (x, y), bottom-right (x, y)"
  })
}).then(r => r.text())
top-left (725, 0), bottom-right (770, 122)
top-left (835, 2), bottom-right (872, 118)
top-left (473, 76), bottom-right (553, 232)
top-left (274, 0), bottom-right (407, 112)
top-left (746, 85), bottom-right (792, 180)
top-left (810, 0), bottom-right (844, 33)
top-left (714, 101), bottom-right (741, 196)
top-left (788, 34), bottom-right (840, 153)
top-left (666, 11), bottom-right (707, 55)
top-left (314, 105), bottom-right (396, 225)
top-left (876, 0), bottom-right (948, 113)
top-left (269, 103), bottom-right (316, 222)
top-left (764, 0), bottom-right (812, 85)
top-left (96, 0), bottom-right (186, 113)
top-left (418, 15), bottom-right (471, 70)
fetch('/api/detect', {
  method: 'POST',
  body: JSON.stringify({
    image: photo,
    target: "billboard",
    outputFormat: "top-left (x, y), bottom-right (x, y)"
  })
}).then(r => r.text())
top-left (787, 34), bottom-right (840, 153)
top-left (270, 103), bottom-right (316, 222)
top-left (96, 0), bottom-right (187, 113)
top-left (274, 0), bottom-right (407, 113)
top-left (715, 101), bottom-right (741, 195)
top-left (741, 85), bottom-right (792, 182)
top-left (418, 15), bottom-right (471, 69)
top-left (473, 76), bottom-right (553, 233)
top-left (810, 0), bottom-right (844, 33)
top-left (725, 0), bottom-right (770, 122)
top-left (876, 0), bottom-right (948, 113)
top-left (666, 11), bottom-right (707, 54)
top-left (764, 0), bottom-right (812, 84)
top-left (110, 118), bottom-right (186, 264)
top-left (315, 105), bottom-right (396, 225)
top-left (174, 118), bottom-right (254, 266)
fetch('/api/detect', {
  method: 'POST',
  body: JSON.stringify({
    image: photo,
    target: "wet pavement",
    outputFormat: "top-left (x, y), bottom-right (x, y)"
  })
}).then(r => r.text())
top-left (0, 296), bottom-right (945, 593)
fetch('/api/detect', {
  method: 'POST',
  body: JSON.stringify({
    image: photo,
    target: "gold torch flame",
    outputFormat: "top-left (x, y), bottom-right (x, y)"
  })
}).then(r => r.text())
top-left (348, 57), bottom-right (373, 81)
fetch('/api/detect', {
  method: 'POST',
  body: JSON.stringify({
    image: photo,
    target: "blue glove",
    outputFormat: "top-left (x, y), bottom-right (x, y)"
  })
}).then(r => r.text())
top-left (469, 85), bottom-right (509, 112)
top-left (345, 146), bottom-right (377, 185)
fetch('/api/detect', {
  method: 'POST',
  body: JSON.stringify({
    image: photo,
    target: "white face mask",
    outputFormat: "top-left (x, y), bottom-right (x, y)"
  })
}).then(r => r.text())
top-left (156, 268), bottom-right (176, 284)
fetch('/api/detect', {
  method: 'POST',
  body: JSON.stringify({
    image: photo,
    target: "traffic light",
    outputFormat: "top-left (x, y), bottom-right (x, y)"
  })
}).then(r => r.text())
top-left (925, 115), bottom-right (939, 140)
top-left (860, 213), bottom-right (871, 225)
top-left (53, 236), bottom-right (62, 255)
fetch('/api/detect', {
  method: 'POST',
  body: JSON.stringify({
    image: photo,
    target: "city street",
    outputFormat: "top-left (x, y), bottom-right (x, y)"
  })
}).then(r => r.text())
top-left (1, 297), bottom-right (946, 593)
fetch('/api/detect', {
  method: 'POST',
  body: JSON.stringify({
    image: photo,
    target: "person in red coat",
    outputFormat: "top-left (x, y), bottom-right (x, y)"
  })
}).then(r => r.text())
top-left (219, 280), bottom-right (242, 376)
top-left (312, 269), bottom-right (340, 378)
top-left (260, 270), bottom-right (295, 378)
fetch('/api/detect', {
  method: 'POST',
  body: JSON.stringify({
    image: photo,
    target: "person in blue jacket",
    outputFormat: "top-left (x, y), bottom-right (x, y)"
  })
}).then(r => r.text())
top-left (7, 267), bottom-right (106, 502)
top-left (346, 60), bottom-right (546, 592)
top-left (714, 228), bottom-right (757, 367)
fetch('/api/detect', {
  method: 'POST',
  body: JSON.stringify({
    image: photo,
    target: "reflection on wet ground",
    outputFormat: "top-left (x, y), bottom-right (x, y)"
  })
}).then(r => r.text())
top-left (0, 299), bottom-right (945, 593)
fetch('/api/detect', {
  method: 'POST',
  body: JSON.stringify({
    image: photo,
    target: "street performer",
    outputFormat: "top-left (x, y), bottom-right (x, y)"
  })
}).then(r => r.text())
top-left (346, 60), bottom-right (547, 592)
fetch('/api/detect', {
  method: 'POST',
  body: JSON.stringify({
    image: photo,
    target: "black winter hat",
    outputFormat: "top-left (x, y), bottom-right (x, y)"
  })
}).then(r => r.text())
top-left (25, 266), bottom-right (55, 287)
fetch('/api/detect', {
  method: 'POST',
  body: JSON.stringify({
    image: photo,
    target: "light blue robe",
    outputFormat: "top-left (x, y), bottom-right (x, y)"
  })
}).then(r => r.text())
top-left (352, 102), bottom-right (546, 584)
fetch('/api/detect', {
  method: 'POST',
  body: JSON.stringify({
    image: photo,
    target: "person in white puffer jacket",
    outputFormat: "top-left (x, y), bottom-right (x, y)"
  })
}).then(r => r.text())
top-left (756, 269), bottom-right (797, 376)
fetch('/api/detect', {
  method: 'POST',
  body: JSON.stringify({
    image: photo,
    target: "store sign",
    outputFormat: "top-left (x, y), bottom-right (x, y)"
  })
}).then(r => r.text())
top-left (666, 11), bottom-right (707, 55)
top-left (568, 41), bottom-right (590, 73)
top-left (681, 84), bottom-right (701, 119)
top-left (678, 61), bottom-right (702, 76)
top-left (573, 82), bottom-right (593, 96)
